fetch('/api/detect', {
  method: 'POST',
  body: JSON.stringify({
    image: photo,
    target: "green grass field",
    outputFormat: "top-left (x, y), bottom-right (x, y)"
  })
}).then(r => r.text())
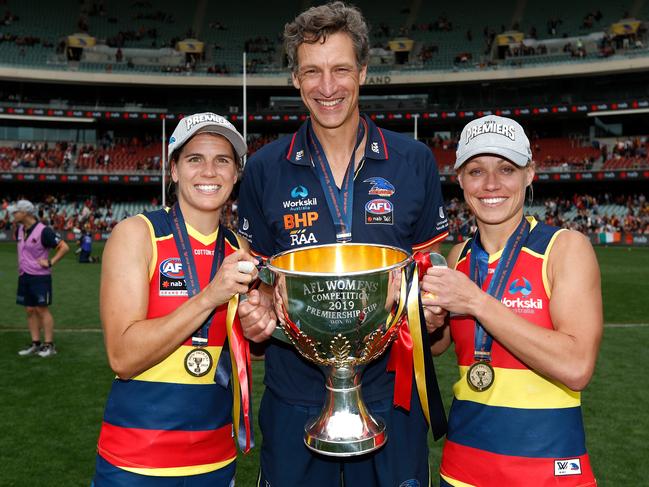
top-left (0, 242), bottom-right (647, 486)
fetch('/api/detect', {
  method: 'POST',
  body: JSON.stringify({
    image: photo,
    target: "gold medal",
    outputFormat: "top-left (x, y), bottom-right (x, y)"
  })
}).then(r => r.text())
top-left (184, 348), bottom-right (213, 377)
top-left (467, 361), bottom-right (494, 392)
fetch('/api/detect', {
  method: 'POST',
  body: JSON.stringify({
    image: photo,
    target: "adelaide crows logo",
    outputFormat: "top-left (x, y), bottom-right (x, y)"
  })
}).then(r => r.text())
top-left (509, 277), bottom-right (532, 296)
top-left (363, 177), bottom-right (395, 197)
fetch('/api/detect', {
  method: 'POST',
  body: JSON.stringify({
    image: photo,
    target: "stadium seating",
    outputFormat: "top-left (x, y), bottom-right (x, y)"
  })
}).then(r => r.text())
top-left (429, 136), bottom-right (610, 173)
top-left (1, 133), bottom-right (645, 175)
top-left (0, 0), bottom-right (647, 74)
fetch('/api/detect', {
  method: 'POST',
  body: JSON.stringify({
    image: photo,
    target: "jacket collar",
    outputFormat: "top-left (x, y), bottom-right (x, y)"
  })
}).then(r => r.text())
top-left (285, 114), bottom-right (389, 166)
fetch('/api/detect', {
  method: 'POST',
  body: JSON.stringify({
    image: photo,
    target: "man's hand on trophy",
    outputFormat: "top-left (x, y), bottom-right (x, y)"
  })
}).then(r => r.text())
top-left (239, 284), bottom-right (277, 342)
top-left (421, 291), bottom-right (448, 333)
top-left (204, 251), bottom-right (258, 308)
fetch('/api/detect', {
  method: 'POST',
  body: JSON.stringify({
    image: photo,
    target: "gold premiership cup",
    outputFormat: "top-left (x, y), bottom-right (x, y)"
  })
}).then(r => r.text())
top-left (266, 243), bottom-right (412, 457)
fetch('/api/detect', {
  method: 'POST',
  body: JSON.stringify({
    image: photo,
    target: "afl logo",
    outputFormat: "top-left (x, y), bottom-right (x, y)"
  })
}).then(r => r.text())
top-left (365, 199), bottom-right (393, 214)
top-left (160, 258), bottom-right (184, 279)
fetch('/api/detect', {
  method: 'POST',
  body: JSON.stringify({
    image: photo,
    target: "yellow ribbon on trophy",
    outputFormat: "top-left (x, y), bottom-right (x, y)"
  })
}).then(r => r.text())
top-left (388, 258), bottom-right (448, 439)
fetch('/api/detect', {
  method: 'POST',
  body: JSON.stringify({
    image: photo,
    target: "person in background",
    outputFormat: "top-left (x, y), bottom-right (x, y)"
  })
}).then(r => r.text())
top-left (12, 199), bottom-right (70, 358)
top-left (422, 115), bottom-right (602, 486)
top-left (78, 226), bottom-right (97, 263)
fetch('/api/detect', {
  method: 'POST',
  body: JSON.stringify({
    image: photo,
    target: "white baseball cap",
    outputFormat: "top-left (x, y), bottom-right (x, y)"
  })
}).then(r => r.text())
top-left (168, 112), bottom-right (247, 162)
top-left (7, 199), bottom-right (35, 214)
top-left (455, 115), bottom-right (532, 169)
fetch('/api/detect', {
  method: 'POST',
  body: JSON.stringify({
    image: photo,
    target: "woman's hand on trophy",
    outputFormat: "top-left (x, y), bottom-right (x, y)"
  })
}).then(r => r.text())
top-left (239, 284), bottom-right (277, 342)
top-left (422, 266), bottom-right (486, 317)
top-left (204, 251), bottom-right (258, 308)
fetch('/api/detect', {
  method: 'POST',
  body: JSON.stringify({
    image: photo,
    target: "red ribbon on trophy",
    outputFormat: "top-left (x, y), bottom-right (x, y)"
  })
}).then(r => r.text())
top-left (387, 252), bottom-right (448, 439)
top-left (227, 297), bottom-right (254, 453)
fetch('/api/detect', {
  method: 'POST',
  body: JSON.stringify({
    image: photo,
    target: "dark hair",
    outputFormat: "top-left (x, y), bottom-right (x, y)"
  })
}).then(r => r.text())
top-left (283, 1), bottom-right (369, 73)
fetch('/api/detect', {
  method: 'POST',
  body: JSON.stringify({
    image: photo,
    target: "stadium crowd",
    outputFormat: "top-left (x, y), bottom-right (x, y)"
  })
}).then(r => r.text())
top-left (2, 133), bottom-right (647, 174)
top-left (0, 137), bottom-right (162, 172)
top-left (2, 192), bottom-right (647, 238)
top-left (442, 192), bottom-right (649, 237)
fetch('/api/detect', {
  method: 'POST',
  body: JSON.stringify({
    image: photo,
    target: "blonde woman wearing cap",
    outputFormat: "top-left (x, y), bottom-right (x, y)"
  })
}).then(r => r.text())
top-left (421, 115), bottom-right (602, 486)
top-left (93, 113), bottom-right (257, 486)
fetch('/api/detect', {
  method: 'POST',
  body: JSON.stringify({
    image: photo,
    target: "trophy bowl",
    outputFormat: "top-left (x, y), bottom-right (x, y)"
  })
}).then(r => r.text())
top-left (266, 243), bottom-right (412, 457)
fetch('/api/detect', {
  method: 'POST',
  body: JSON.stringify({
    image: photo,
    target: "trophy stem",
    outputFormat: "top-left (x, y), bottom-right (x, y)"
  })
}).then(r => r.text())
top-left (304, 366), bottom-right (387, 457)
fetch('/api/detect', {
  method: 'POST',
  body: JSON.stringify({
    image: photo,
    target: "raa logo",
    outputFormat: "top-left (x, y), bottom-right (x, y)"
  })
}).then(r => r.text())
top-left (363, 177), bottom-right (395, 197)
top-left (290, 185), bottom-right (309, 198)
top-left (509, 277), bottom-right (532, 296)
top-left (160, 258), bottom-right (184, 279)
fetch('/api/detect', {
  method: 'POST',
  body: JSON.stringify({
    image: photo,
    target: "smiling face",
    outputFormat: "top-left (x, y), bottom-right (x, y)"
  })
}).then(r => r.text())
top-left (170, 132), bottom-right (238, 223)
top-left (458, 155), bottom-right (535, 229)
top-left (291, 31), bottom-right (367, 133)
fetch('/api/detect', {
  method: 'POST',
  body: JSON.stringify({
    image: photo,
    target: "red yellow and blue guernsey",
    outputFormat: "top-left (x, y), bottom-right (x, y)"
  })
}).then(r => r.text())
top-left (97, 209), bottom-right (240, 477)
top-left (440, 217), bottom-right (596, 487)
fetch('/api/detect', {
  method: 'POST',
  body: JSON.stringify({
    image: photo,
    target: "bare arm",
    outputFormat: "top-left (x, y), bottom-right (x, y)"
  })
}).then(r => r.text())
top-left (50, 239), bottom-right (70, 264)
top-left (101, 217), bottom-right (257, 379)
top-left (39, 239), bottom-right (70, 268)
top-left (425, 230), bottom-right (603, 390)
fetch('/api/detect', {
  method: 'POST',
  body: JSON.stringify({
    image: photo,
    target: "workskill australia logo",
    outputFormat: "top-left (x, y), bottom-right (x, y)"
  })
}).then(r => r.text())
top-left (290, 185), bottom-right (308, 198)
top-left (365, 198), bottom-right (393, 224)
top-left (283, 185), bottom-right (317, 211)
top-left (363, 177), bottom-right (395, 197)
top-left (508, 277), bottom-right (532, 296)
top-left (159, 257), bottom-right (187, 296)
top-left (503, 276), bottom-right (542, 313)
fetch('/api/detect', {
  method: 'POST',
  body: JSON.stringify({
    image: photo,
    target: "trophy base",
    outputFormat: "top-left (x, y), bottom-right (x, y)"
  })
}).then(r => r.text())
top-left (302, 366), bottom-right (388, 457)
top-left (304, 414), bottom-right (387, 457)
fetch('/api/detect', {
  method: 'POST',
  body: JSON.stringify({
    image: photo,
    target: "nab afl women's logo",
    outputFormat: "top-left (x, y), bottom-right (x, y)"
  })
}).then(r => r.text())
top-left (365, 198), bottom-right (393, 224)
top-left (159, 258), bottom-right (187, 296)
top-left (160, 258), bottom-right (184, 278)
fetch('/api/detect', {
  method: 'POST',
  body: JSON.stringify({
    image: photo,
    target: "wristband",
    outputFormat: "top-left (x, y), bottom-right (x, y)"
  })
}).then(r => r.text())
top-left (48, 259), bottom-right (52, 268)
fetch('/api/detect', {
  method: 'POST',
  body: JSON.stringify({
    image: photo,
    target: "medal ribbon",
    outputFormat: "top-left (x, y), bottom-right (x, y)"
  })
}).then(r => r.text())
top-left (307, 119), bottom-right (365, 242)
top-left (169, 204), bottom-right (253, 452)
top-left (469, 217), bottom-right (530, 362)
top-left (170, 204), bottom-right (224, 345)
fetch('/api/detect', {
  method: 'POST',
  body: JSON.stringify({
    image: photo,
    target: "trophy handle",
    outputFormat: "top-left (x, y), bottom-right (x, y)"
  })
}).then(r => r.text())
top-left (239, 261), bottom-right (291, 344)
